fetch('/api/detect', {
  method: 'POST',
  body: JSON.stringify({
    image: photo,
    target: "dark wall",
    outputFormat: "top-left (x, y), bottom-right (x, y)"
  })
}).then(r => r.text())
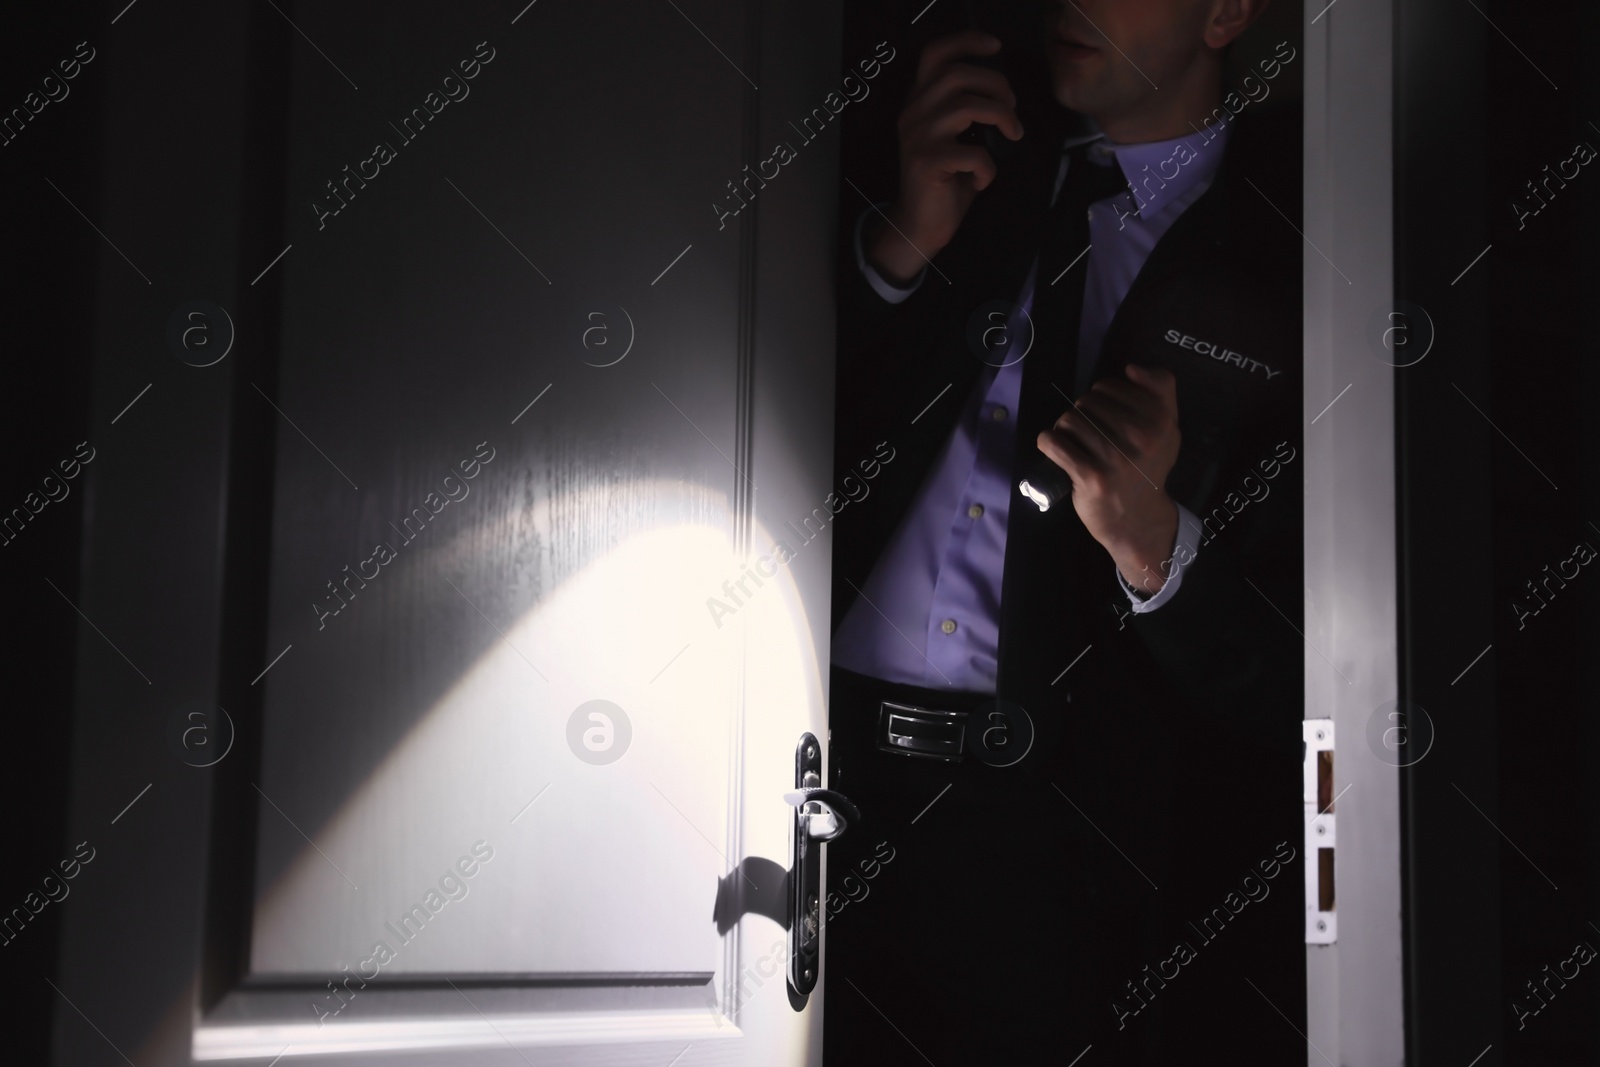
top-left (0, 4), bottom-right (106, 1063)
top-left (1399, 1), bottom-right (1600, 1063)
top-left (1482, 1), bottom-right (1600, 1060)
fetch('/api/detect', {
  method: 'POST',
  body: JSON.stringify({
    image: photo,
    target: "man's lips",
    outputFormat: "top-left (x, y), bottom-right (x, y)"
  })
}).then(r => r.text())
top-left (1051, 33), bottom-right (1100, 58)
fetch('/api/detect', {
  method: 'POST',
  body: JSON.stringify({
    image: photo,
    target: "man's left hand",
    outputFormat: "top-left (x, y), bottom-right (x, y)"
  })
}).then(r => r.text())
top-left (1036, 363), bottom-right (1182, 597)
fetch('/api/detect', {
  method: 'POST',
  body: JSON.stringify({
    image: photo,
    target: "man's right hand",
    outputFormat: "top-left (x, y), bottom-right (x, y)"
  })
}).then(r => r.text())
top-left (864, 31), bottom-right (1025, 287)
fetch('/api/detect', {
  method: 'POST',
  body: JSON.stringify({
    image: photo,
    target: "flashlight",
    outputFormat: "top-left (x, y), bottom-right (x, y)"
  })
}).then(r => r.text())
top-left (1017, 458), bottom-right (1072, 513)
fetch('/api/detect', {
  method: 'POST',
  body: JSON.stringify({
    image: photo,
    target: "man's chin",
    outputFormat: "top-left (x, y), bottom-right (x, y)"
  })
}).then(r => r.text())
top-left (1048, 63), bottom-right (1100, 103)
top-left (1049, 80), bottom-right (1102, 116)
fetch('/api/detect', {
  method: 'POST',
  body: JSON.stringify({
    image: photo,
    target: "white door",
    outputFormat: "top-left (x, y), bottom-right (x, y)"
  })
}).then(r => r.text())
top-left (53, 2), bottom-right (843, 1064)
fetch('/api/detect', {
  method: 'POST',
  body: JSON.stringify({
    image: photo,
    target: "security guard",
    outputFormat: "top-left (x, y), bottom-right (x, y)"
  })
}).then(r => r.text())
top-left (824, 1), bottom-right (1304, 1062)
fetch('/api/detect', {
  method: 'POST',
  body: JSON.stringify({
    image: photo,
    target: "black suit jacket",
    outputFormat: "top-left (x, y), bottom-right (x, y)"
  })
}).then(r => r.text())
top-left (830, 100), bottom-right (1305, 875)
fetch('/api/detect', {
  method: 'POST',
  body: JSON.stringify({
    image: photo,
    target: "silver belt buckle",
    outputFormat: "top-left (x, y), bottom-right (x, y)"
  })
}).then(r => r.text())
top-left (876, 700), bottom-right (968, 761)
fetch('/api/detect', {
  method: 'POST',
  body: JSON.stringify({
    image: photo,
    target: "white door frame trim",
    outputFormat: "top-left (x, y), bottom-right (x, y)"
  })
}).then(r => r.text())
top-left (1302, 0), bottom-right (1407, 1062)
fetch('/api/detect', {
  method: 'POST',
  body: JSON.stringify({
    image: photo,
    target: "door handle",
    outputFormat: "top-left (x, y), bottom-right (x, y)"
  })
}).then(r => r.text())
top-left (782, 787), bottom-right (860, 842)
top-left (785, 732), bottom-right (857, 997)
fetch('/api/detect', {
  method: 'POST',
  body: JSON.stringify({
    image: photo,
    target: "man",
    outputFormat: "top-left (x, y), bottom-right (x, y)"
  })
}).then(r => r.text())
top-left (823, 1), bottom-right (1305, 1062)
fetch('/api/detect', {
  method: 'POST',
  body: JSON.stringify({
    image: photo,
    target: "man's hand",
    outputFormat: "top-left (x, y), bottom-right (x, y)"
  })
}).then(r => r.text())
top-left (1036, 364), bottom-right (1182, 596)
top-left (863, 30), bottom-right (1025, 286)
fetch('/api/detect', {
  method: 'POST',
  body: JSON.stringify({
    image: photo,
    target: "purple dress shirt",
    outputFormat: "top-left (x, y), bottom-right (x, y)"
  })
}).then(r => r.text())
top-left (833, 120), bottom-right (1233, 692)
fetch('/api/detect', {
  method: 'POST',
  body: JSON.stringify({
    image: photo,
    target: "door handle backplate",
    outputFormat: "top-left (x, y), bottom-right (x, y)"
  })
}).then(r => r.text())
top-left (786, 732), bottom-right (857, 997)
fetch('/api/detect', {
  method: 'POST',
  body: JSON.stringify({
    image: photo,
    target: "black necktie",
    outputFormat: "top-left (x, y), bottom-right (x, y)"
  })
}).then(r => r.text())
top-left (1017, 139), bottom-right (1130, 441)
top-left (996, 138), bottom-right (1128, 706)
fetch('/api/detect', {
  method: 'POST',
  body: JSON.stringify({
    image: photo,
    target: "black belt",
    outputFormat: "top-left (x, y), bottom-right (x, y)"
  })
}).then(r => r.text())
top-left (876, 700), bottom-right (972, 761)
top-left (833, 669), bottom-right (1038, 768)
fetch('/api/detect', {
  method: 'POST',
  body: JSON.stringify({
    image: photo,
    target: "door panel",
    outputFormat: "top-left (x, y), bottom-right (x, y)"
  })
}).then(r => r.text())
top-left (249, 0), bottom-right (756, 982)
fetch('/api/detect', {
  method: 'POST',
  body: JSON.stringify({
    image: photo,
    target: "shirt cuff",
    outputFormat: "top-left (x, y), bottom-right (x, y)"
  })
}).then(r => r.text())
top-left (1117, 503), bottom-right (1204, 614)
top-left (854, 203), bottom-right (925, 304)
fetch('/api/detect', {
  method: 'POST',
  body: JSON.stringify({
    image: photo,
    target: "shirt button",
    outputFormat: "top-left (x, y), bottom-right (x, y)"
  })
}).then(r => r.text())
top-left (940, 618), bottom-right (958, 635)
top-left (968, 504), bottom-right (984, 519)
top-left (991, 406), bottom-right (1008, 422)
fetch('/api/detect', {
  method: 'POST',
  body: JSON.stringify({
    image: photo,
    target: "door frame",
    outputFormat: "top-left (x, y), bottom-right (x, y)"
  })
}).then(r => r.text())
top-left (1302, 0), bottom-right (1407, 1061)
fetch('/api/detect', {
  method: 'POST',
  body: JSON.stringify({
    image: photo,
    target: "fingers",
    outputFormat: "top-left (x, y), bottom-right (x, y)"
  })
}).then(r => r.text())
top-left (1065, 366), bottom-right (1180, 458)
top-left (1058, 386), bottom-right (1177, 470)
top-left (1077, 383), bottom-right (1163, 451)
top-left (1124, 363), bottom-right (1179, 417)
top-left (1036, 425), bottom-right (1102, 485)
top-left (911, 62), bottom-right (1018, 113)
top-left (1085, 376), bottom-right (1159, 417)
top-left (914, 31), bottom-right (1002, 92)
top-left (888, 31), bottom-right (1022, 255)
top-left (1046, 408), bottom-right (1116, 469)
top-left (904, 34), bottom-right (1023, 143)
top-left (920, 92), bottom-right (1026, 142)
top-left (907, 143), bottom-right (999, 191)
top-left (1075, 387), bottom-right (1148, 440)
top-left (904, 66), bottom-right (1021, 132)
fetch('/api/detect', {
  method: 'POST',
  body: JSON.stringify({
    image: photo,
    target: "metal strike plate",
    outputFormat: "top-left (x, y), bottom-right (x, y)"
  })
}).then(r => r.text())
top-left (1304, 718), bottom-right (1336, 944)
